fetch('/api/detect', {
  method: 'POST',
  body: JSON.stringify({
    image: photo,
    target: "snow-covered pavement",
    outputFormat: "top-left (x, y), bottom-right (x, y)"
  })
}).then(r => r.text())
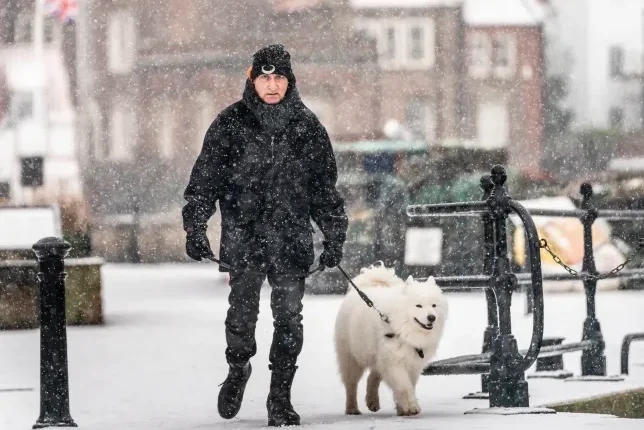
top-left (1, 263), bottom-right (644, 429)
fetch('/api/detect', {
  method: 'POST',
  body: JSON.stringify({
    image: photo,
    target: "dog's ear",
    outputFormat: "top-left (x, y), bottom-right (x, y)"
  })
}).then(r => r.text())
top-left (406, 275), bottom-right (414, 284)
top-left (425, 276), bottom-right (435, 283)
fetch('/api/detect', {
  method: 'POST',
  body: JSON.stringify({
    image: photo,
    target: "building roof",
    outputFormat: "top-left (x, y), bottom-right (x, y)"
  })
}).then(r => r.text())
top-left (272, 0), bottom-right (328, 11)
top-left (350, 0), bottom-right (547, 26)
top-left (349, 0), bottom-right (461, 8)
top-left (333, 139), bottom-right (429, 153)
top-left (464, 0), bottom-right (547, 26)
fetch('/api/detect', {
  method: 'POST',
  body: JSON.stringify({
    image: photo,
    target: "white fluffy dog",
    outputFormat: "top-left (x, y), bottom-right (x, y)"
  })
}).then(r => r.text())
top-left (334, 264), bottom-right (448, 416)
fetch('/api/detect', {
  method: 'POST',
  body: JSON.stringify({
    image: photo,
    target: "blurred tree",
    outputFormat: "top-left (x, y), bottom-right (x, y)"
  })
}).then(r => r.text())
top-left (541, 74), bottom-right (575, 179)
top-left (545, 128), bottom-right (618, 182)
top-left (544, 75), bottom-right (575, 139)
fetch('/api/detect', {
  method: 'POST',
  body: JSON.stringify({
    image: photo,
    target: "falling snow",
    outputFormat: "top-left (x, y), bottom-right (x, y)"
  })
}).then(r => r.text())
top-left (2, 0), bottom-right (644, 429)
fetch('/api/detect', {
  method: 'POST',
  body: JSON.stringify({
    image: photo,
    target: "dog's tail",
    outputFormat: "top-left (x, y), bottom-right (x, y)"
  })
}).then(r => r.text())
top-left (353, 262), bottom-right (402, 289)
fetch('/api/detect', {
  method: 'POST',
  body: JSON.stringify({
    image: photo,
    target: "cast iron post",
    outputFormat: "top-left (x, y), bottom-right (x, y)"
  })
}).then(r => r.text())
top-left (32, 237), bottom-right (77, 429)
top-left (480, 174), bottom-right (498, 395)
top-left (486, 166), bottom-right (530, 408)
top-left (579, 183), bottom-right (607, 376)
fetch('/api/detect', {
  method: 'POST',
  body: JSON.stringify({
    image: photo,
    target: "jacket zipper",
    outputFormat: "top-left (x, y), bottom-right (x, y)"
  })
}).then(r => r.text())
top-left (269, 136), bottom-right (275, 215)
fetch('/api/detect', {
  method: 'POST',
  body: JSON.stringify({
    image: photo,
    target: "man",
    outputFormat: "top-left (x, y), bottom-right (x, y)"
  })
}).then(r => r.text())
top-left (182, 44), bottom-right (348, 427)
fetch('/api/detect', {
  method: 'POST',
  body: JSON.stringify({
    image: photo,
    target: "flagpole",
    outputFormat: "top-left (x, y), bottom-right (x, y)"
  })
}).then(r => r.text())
top-left (33, 0), bottom-right (45, 126)
top-left (32, 0), bottom-right (47, 205)
top-left (76, 0), bottom-right (87, 167)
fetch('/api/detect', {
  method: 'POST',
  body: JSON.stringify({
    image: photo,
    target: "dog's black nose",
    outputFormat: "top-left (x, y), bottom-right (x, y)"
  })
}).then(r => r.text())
top-left (427, 314), bottom-right (436, 323)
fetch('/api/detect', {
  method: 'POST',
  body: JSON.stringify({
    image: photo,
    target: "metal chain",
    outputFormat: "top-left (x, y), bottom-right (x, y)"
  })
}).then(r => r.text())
top-left (539, 238), bottom-right (644, 281)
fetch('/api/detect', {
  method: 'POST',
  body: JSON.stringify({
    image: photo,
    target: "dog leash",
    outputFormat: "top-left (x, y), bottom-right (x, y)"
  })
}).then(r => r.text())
top-left (206, 255), bottom-right (324, 276)
top-left (336, 265), bottom-right (391, 325)
top-left (205, 256), bottom-right (389, 323)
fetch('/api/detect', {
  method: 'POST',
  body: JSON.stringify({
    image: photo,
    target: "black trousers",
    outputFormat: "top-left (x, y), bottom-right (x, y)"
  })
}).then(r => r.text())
top-left (224, 271), bottom-right (306, 370)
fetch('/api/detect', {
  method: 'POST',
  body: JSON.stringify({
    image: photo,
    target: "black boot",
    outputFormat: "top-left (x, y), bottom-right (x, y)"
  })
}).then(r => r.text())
top-left (218, 362), bottom-right (252, 419)
top-left (267, 365), bottom-right (300, 427)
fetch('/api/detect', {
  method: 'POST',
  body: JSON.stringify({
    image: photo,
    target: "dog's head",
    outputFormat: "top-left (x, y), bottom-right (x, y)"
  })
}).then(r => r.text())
top-left (398, 275), bottom-right (448, 335)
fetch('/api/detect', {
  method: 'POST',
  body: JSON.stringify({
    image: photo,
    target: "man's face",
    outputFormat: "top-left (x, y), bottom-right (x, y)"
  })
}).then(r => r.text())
top-left (253, 74), bottom-right (289, 104)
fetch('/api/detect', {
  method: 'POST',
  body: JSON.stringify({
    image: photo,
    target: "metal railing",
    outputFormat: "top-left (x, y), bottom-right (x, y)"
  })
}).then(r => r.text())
top-left (407, 165), bottom-right (644, 409)
top-left (407, 165), bottom-right (543, 408)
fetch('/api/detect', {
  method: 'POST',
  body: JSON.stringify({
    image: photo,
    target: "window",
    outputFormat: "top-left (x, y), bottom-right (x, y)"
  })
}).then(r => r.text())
top-left (9, 91), bottom-right (34, 122)
top-left (383, 24), bottom-right (397, 62)
top-left (109, 99), bottom-right (136, 161)
top-left (405, 18), bottom-right (435, 69)
top-left (13, 12), bottom-right (32, 43)
top-left (610, 46), bottom-right (624, 77)
top-left (469, 32), bottom-right (491, 78)
top-left (470, 33), bottom-right (515, 79)
top-left (405, 97), bottom-right (436, 141)
top-left (354, 18), bottom-right (434, 70)
top-left (43, 19), bottom-right (57, 43)
top-left (12, 11), bottom-right (57, 44)
top-left (409, 26), bottom-right (424, 60)
top-left (108, 10), bottom-right (137, 74)
top-left (609, 107), bottom-right (624, 129)
top-left (477, 100), bottom-right (509, 149)
top-left (492, 34), bottom-right (516, 79)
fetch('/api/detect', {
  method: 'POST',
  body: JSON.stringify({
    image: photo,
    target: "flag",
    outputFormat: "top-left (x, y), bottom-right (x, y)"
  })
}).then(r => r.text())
top-left (43, 0), bottom-right (78, 24)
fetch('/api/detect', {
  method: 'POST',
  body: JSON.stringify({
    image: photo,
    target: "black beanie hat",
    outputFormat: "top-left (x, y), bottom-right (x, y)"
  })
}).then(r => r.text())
top-left (248, 44), bottom-right (296, 85)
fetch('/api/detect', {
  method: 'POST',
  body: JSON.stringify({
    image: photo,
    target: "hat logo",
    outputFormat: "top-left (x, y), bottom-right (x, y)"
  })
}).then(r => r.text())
top-left (261, 65), bottom-right (276, 74)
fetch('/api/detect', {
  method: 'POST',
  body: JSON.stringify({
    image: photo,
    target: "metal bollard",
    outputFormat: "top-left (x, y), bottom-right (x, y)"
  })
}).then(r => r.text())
top-left (578, 184), bottom-right (607, 377)
top-left (527, 337), bottom-right (573, 379)
top-left (486, 166), bottom-right (530, 408)
top-left (621, 332), bottom-right (644, 375)
top-left (32, 237), bottom-right (77, 429)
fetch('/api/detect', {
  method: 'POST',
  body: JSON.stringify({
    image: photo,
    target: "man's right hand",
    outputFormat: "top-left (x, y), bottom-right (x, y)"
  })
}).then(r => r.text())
top-left (319, 240), bottom-right (343, 269)
top-left (186, 227), bottom-right (215, 261)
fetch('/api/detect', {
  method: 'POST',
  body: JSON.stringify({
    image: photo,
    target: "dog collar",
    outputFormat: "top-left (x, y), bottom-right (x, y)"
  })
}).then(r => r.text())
top-left (384, 333), bottom-right (424, 358)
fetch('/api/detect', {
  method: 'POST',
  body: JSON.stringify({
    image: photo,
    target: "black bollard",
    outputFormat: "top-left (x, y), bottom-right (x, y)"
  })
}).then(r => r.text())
top-left (480, 176), bottom-right (499, 396)
top-left (578, 183), bottom-right (607, 377)
top-left (486, 166), bottom-right (530, 408)
top-left (527, 337), bottom-right (573, 379)
top-left (32, 237), bottom-right (77, 429)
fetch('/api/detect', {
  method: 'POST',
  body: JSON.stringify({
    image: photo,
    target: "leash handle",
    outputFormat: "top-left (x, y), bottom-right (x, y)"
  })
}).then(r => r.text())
top-left (337, 265), bottom-right (390, 324)
top-left (206, 255), bottom-right (232, 271)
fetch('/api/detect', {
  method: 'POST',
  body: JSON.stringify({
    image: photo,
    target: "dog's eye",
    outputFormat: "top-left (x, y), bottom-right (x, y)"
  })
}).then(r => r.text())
top-left (416, 304), bottom-right (422, 308)
top-left (432, 304), bottom-right (437, 308)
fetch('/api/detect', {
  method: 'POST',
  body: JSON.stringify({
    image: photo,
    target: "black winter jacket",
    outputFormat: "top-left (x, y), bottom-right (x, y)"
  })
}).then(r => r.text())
top-left (182, 82), bottom-right (348, 274)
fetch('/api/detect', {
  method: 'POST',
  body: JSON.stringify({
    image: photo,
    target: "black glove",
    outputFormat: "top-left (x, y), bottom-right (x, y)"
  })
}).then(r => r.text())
top-left (320, 241), bottom-right (343, 268)
top-left (185, 227), bottom-right (215, 261)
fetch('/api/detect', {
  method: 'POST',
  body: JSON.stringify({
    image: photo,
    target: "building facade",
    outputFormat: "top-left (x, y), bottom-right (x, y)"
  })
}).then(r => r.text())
top-left (544, 0), bottom-right (644, 131)
top-left (0, 0), bottom-right (80, 205)
top-left (76, 0), bottom-right (547, 261)
top-left (76, 0), bottom-right (378, 261)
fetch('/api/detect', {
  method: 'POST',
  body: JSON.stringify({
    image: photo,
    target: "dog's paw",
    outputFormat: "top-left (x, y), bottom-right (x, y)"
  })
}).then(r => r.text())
top-left (407, 401), bottom-right (421, 416)
top-left (396, 402), bottom-right (421, 416)
top-left (366, 396), bottom-right (380, 412)
top-left (345, 407), bottom-right (362, 415)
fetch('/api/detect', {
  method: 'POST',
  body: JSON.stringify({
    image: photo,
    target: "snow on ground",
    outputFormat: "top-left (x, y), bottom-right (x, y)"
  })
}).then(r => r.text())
top-left (1, 263), bottom-right (644, 429)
